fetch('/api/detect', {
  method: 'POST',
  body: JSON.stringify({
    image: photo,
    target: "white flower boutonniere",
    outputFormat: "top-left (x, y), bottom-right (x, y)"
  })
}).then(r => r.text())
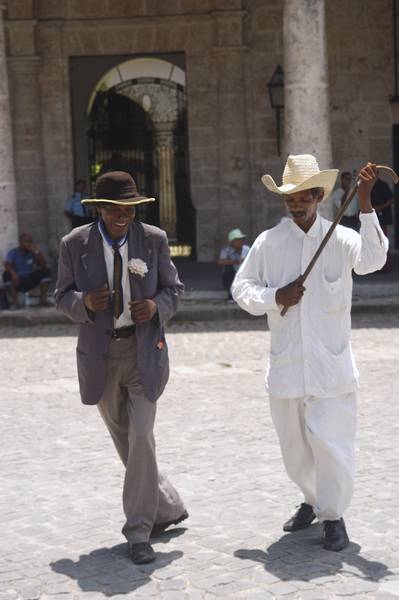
top-left (128, 258), bottom-right (148, 278)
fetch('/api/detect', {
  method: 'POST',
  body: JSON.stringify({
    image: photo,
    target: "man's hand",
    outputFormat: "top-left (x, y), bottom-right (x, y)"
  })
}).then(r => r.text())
top-left (358, 162), bottom-right (377, 213)
top-left (276, 278), bottom-right (305, 307)
top-left (129, 299), bottom-right (157, 323)
top-left (84, 285), bottom-right (111, 312)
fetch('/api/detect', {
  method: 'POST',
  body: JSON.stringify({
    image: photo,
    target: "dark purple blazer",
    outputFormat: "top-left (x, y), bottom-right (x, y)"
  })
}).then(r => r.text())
top-left (54, 220), bottom-right (184, 405)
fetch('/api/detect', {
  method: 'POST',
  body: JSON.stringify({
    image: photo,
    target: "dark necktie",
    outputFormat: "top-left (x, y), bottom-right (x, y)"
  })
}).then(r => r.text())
top-left (112, 243), bottom-right (123, 319)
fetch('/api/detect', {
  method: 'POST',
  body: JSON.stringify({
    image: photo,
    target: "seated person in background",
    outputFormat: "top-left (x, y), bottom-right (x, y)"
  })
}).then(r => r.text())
top-left (218, 229), bottom-right (250, 302)
top-left (3, 233), bottom-right (51, 308)
top-left (331, 171), bottom-right (359, 231)
top-left (0, 282), bottom-right (10, 310)
top-left (64, 179), bottom-right (90, 229)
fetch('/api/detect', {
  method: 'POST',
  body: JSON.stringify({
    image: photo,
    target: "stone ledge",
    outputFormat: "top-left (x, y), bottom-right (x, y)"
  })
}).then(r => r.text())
top-left (1, 298), bottom-right (399, 327)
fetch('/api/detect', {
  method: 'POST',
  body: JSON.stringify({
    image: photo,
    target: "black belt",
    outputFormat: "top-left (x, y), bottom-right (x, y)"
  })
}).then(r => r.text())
top-left (111, 324), bottom-right (136, 340)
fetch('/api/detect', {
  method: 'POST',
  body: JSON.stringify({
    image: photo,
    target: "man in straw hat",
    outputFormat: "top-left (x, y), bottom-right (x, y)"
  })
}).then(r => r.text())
top-left (232, 155), bottom-right (388, 551)
top-left (55, 171), bottom-right (188, 564)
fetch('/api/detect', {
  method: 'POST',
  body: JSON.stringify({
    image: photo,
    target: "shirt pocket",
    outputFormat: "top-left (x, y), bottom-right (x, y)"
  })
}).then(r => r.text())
top-left (268, 311), bottom-right (295, 360)
top-left (321, 274), bottom-right (347, 313)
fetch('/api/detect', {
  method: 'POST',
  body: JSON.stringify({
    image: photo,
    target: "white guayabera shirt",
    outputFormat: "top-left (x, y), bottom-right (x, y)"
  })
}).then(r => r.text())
top-left (232, 211), bottom-right (388, 399)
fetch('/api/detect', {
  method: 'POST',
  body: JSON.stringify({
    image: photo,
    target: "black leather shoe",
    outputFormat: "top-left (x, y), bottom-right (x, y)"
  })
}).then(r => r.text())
top-left (283, 503), bottom-right (316, 532)
top-left (151, 510), bottom-right (189, 537)
top-left (323, 518), bottom-right (349, 551)
top-left (129, 542), bottom-right (155, 564)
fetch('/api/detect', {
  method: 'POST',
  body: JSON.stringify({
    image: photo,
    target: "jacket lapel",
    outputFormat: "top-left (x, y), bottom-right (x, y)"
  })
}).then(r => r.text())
top-left (128, 222), bottom-right (150, 301)
top-left (81, 223), bottom-right (109, 290)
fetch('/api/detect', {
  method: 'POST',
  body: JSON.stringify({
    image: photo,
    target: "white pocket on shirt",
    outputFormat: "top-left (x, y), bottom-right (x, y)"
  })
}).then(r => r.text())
top-left (269, 342), bottom-right (294, 366)
top-left (321, 274), bottom-right (346, 313)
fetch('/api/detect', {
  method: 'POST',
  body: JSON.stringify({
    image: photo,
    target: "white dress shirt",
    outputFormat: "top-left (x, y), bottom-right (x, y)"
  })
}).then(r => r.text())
top-left (99, 228), bottom-right (133, 328)
top-left (232, 211), bottom-right (388, 399)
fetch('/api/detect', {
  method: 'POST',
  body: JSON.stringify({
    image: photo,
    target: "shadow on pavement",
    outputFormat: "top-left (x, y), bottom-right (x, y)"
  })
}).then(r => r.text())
top-left (50, 542), bottom-right (183, 596)
top-left (234, 526), bottom-right (392, 582)
top-left (151, 526), bottom-right (188, 543)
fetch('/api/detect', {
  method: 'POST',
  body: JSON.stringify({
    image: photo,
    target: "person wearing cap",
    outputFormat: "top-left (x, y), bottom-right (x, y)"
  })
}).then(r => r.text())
top-left (217, 229), bottom-right (250, 302)
top-left (55, 171), bottom-right (188, 565)
top-left (232, 155), bottom-right (388, 551)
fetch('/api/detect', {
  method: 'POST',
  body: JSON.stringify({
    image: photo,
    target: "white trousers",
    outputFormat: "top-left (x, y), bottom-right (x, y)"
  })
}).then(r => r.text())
top-left (269, 392), bottom-right (357, 521)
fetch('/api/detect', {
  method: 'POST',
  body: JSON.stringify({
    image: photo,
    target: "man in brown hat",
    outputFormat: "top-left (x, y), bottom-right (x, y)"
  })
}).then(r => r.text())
top-left (55, 171), bottom-right (188, 564)
top-left (232, 156), bottom-right (388, 552)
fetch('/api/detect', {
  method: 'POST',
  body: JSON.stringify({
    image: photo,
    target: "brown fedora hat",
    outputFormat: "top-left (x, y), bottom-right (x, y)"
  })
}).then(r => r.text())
top-left (81, 171), bottom-right (156, 206)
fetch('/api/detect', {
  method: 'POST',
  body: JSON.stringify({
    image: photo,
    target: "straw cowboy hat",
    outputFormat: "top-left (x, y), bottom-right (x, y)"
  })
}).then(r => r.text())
top-left (261, 154), bottom-right (339, 201)
top-left (82, 171), bottom-right (156, 206)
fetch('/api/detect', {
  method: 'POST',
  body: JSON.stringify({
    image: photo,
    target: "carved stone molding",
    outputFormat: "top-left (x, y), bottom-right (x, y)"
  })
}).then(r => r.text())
top-left (116, 80), bottom-right (180, 125)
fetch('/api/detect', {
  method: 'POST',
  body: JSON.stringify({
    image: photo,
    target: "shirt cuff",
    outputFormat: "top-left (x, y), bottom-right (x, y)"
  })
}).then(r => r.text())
top-left (359, 209), bottom-right (379, 224)
top-left (261, 287), bottom-right (279, 311)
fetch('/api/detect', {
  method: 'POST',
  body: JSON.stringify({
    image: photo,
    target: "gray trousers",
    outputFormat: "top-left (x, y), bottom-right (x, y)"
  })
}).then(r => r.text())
top-left (98, 335), bottom-right (186, 544)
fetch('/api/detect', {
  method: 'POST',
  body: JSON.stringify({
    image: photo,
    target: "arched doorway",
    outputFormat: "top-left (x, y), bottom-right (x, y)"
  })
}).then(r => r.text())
top-left (87, 57), bottom-right (195, 257)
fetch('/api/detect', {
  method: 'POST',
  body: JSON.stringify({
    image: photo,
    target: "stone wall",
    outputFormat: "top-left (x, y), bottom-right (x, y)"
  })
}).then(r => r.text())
top-left (3, 0), bottom-right (396, 262)
top-left (327, 0), bottom-right (393, 174)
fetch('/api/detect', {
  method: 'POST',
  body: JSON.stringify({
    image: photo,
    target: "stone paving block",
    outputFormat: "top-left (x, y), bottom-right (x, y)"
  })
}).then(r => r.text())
top-left (239, 592), bottom-right (274, 600)
top-left (158, 578), bottom-right (186, 590)
top-left (0, 591), bottom-right (19, 600)
top-left (269, 580), bottom-right (300, 595)
top-left (159, 592), bottom-right (186, 600)
top-left (378, 579), bottom-right (399, 596)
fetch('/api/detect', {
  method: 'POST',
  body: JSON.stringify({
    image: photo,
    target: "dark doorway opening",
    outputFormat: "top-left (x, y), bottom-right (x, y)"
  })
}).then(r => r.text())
top-left (88, 90), bottom-right (159, 226)
top-left (70, 54), bottom-right (196, 258)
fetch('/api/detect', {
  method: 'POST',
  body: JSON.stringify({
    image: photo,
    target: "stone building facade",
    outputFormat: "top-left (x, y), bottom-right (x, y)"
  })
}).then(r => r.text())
top-left (0, 0), bottom-right (395, 265)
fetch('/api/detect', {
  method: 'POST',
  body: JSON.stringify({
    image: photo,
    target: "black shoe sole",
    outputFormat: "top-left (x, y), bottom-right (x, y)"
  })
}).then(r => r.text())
top-left (151, 510), bottom-right (189, 537)
top-left (283, 516), bottom-right (316, 532)
top-left (130, 554), bottom-right (155, 564)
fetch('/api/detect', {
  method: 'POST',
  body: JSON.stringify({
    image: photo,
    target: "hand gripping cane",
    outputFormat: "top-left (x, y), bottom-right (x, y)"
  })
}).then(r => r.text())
top-left (280, 165), bottom-right (398, 317)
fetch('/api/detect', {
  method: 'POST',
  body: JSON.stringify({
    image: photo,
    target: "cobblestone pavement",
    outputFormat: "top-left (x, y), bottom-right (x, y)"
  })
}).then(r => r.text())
top-left (1, 314), bottom-right (399, 600)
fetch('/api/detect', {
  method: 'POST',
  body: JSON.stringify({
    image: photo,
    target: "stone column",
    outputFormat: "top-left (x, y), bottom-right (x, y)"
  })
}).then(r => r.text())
top-left (155, 124), bottom-right (177, 241)
top-left (284, 0), bottom-right (333, 216)
top-left (117, 82), bottom-right (180, 240)
top-left (212, 11), bottom-right (252, 250)
top-left (0, 2), bottom-right (18, 260)
top-left (8, 57), bottom-right (48, 250)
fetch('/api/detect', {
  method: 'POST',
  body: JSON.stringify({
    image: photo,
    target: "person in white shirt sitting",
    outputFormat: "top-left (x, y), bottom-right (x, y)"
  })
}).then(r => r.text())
top-left (232, 155), bottom-right (388, 552)
top-left (217, 229), bottom-right (250, 302)
top-left (330, 171), bottom-right (360, 231)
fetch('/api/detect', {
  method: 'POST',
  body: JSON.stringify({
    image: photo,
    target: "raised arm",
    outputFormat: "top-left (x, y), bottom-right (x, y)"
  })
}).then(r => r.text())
top-left (348, 163), bottom-right (389, 274)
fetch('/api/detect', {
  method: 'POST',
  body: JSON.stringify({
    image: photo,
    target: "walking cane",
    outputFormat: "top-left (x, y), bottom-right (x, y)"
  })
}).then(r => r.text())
top-left (280, 165), bottom-right (398, 316)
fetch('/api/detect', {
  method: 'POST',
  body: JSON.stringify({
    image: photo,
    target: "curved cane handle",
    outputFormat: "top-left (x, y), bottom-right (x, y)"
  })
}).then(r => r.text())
top-left (375, 165), bottom-right (398, 184)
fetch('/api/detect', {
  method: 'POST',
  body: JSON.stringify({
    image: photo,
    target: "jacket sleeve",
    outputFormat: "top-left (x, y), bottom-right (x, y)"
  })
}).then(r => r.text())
top-left (153, 232), bottom-right (184, 327)
top-left (231, 232), bottom-right (279, 315)
top-left (54, 238), bottom-right (94, 324)
top-left (347, 211), bottom-right (389, 275)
